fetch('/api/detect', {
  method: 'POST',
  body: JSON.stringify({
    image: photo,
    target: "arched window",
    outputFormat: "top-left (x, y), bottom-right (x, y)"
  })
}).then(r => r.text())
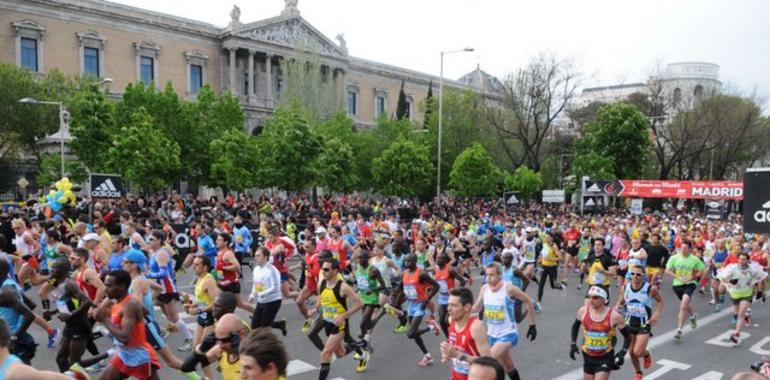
top-left (693, 85), bottom-right (703, 101)
top-left (673, 88), bottom-right (682, 104)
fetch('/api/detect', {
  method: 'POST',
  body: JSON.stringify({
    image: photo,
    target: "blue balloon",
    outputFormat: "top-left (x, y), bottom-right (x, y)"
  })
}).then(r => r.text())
top-left (50, 201), bottom-right (63, 212)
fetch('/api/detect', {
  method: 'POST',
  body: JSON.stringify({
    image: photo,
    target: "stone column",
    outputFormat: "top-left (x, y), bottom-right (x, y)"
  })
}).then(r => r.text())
top-left (247, 49), bottom-right (256, 104)
top-left (228, 47), bottom-right (237, 95)
top-left (265, 53), bottom-right (274, 108)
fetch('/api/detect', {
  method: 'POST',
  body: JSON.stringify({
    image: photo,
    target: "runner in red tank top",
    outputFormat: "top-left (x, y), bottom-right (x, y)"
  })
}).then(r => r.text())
top-left (327, 226), bottom-right (352, 272)
top-left (265, 225), bottom-right (299, 301)
top-left (397, 253), bottom-right (439, 367)
top-left (296, 238), bottom-right (322, 332)
top-left (439, 287), bottom-right (490, 380)
top-left (95, 270), bottom-right (160, 380)
top-left (70, 247), bottom-right (105, 303)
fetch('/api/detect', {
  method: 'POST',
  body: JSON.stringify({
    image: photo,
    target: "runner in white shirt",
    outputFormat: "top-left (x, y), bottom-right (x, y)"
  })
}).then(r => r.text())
top-left (249, 246), bottom-right (286, 335)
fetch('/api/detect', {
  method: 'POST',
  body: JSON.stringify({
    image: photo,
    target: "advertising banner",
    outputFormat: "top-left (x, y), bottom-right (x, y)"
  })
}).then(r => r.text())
top-left (90, 173), bottom-right (123, 199)
top-left (542, 189), bottom-right (566, 203)
top-left (617, 180), bottom-right (743, 200)
top-left (743, 168), bottom-right (770, 233)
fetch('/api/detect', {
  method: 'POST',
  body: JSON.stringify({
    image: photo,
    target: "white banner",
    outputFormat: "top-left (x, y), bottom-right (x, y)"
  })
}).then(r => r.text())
top-left (542, 189), bottom-right (565, 203)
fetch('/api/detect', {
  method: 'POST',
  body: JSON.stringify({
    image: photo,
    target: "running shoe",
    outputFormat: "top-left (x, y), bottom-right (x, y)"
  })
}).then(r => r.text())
top-left (278, 318), bottom-right (287, 337)
top-left (302, 318), bottom-right (313, 332)
top-left (698, 287), bottom-right (706, 296)
top-left (417, 354), bottom-right (433, 367)
top-left (393, 324), bottom-right (408, 334)
top-left (178, 338), bottom-right (193, 352)
top-left (427, 319), bottom-right (440, 336)
top-left (709, 299), bottom-right (716, 305)
top-left (356, 352), bottom-right (370, 372)
top-left (643, 349), bottom-right (652, 369)
top-left (534, 302), bottom-right (542, 313)
top-left (674, 329), bottom-right (682, 340)
top-left (67, 363), bottom-right (91, 380)
top-left (364, 334), bottom-right (374, 353)
top-left (576, 284), bottom-right (582, 291)
top-left (48, 328), bottom-right (60, 348)
top-left (715, 302), bottom-right (722, 312)
top-left (561, 279), bottom-right (568, 287)
top-left (729, 333), bottom-right (740, 344)
top-left (745, 314), bottom-right (752, 326)
top-left (85, 359), bottom-right (108, 373)
top-left (689, 314), bottom-right (697, 329)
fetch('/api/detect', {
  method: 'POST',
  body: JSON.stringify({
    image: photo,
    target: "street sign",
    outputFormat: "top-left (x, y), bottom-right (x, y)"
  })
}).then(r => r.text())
top-left (506, 194), bottom-right (519, 204)
top-left (17, 177), bottom-right (29, 188)
top-left (630, 198), bottom-right (643, 215)
top-left (743, 168), bottom-right (770, 233)
top-left (542, 189), bottom-right (565, 203)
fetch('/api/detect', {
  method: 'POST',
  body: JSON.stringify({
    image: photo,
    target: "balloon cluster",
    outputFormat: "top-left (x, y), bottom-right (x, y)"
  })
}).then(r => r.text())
top-left (44, 177), bottom-right (78, 212)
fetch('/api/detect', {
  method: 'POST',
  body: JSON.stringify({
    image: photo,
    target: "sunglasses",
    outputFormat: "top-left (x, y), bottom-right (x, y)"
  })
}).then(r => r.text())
top-left (216, 336), bottom-right (235, 343)
top-left (631, 273), bottom-right (644, 277)
top-left (321, 268), bottom-right (332, 272)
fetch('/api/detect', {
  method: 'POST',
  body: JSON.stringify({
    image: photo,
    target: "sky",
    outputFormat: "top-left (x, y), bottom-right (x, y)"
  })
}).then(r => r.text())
top-left (112, 0), bottom-right (770, 101)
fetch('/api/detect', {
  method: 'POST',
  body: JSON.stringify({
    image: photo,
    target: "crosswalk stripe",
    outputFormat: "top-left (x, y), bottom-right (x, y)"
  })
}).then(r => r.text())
top-left (287, 359), bottom-right (316, 376)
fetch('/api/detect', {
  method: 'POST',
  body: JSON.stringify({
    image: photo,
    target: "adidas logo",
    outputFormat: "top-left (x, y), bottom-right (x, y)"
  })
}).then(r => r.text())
top-left (586, 183), bottom-right (600, 193)
top-left (753, 199), bottom-right (770, 223)
top-left (91, 178), bottom-right (121, 198)
top-left (763, 200), bottom-right (770, 209)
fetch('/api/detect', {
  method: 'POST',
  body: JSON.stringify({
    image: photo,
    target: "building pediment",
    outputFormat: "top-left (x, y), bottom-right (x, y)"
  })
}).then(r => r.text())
top-left (12, 19), bottom-right (46, 36)
top-left (231, 17), bottom-right (346, 59)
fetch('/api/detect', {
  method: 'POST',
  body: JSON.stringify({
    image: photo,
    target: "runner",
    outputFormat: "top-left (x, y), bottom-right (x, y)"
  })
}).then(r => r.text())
top-left (709, 239), bottom-right (729, 311)
top-left (665, 240), bottom-right (705, 340)
top-left (0, 319), bottom-right (74, 380)
top-left (472, 263), bottom-right (537, 380)
top-left (297, 239), bottom-right (320, 332)
top-left (519, 228), bottom-right (540, 289)
top-left (537, 233), bottom-right (564, 305)
top-left (265, 226), bottom-right (300, 300)
top-left (569, 286), bottom-right (631, 380)
top-left (107, 236), bottom-right (129, 272)
top-left (438, 287), bottom-right (491, 380)
top-left (307, 258), bottom-right (369, 379)
top-left (94, 269), bottom-right (161, 380)
top-left (395, 253), bottom-right (440, 367)
top-left (214, 232), bottom-right (254, 314)
top-left (645, 234), bottom-right (670, 288)
top-left (204, 313), bottom-right (251, 380)
top-left (717, 252), bottom-right (767, 344)
top-left (467, 356), bottom-right (506, 380)
top-left (249, 246), bottom-right (287, 335)
top-left (501, 249), bottom-right (532, 323)
top-left (614, 265), bottom-right (664, 380)
top-left (352, 249), bottom-right (387, 346)
top-left (435, 253), bottom-right (466, 337)
top-left (238, 328), bottom-right (289, 380)
top-left (231, 216), bottom-right (253, 273)
top-left (121, 249), bottom-right (201, 379)
top-left (0, 259), bottom-right (36, 365)
top-left (582, 238), bottom-right (616, 306)
top-left (146, 230), bottom-right (194, 350)
top-left (182, 255), bottom-right (219, 378)
top-left (183, 222), bottom-right (217, 270)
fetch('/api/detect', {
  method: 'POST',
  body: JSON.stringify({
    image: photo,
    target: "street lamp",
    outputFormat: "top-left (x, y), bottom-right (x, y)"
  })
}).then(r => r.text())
top-left (18, 78), bottom-right (112, 178)
top-left (437, 48), bottom-right (473, 202)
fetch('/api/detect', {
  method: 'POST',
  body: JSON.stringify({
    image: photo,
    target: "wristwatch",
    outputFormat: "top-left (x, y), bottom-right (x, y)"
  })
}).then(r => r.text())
top-left (459, 354), bottom-right (468, 362)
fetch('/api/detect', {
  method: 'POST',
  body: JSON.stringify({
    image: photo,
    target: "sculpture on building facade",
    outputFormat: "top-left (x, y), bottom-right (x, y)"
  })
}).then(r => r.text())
top-left (335, 33), bottom-right (347, 54)
top-left (282, 0), bottom-right (299, 16)
top-left (229, 5), bottom-right (241, 28)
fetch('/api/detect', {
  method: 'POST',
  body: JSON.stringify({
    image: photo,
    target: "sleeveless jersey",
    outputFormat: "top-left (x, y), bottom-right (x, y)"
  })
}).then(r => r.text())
top-left (502, 265), bottom-right (523, 288)
top-left (402, 268), bottom-right (427, 302)
top-left (76, 269), bottom-right (98, 301)
top-left (328, 238), bottom-right (347, 269)
top-left (111, 296), bottom-right (158, 367)
top-left (319, 280), bottom-right (346, 327)
top-left (195, 273), bottom-right (215, 314)
top-left (623, 282), bottom-right (652, 326)
top-left (0, 279), bottom-right (24, 334)
top-left (150, 248), bottom-right (177, 295)
top-left (219, 353), bottom-right (241, 380)
top-left (449, 316), bottom-right (481, 380)
top-left (129, 276), bottom-right (157, 322)
top-left (215, 250), bottom-right (238, 286)
top-left (355, 265), bottom-right (378, 305)
top-left (370, 256), bottom-right (392, 286)
top-left (483, 284), bottom-right (517, 338)
top-left (521, 239), bottom-right (537, 263)
top-left (581, 307), bottom-right (614, 357)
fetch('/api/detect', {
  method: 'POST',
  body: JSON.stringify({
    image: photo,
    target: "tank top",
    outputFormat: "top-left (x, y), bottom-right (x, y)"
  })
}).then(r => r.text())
top-left (219, 352), bottom-right (241, 380)
top-left (370, 256), bottom-right (391, 286)
top-left (581, 307), bottom-right (614, 357)
top-left (482, 283), bottom-right (517, 338)
top-left (434, 265), bottom-right (454, 295)
top-left (415, 250), bottom-right (430, 269)
top-left (150, 248), bottom-right (177, 294)
top-left (328, 238), bottom-right (347, 269)
top-left (628, 247), bottom-right (647, 268)
top-left (402, 268), bottom-right (427, 302)
top-left (522, 239), bottom-right (537, 262)
top-left (13, 231), bottom-right (33, 256)
top-left (129, 276), bottom-right (157, 322)
top-left (319, 280), bottom-right (346, 326)
top-left (196, 273), bottom-right (215, 309)
top-left (449, 316), bottom-right (481, 380)
top-left (0, 279), bottom-right (24, 334)
top-left (623, 282), bottom-right (652, 325)
top-left (0, 354), bottom-right (20, 379)
top-left (111, 295), bottom-right (157, 367)
top-left (109, 250), bottom-right (127, 271)
top-left (501, 265), bottom-right (523, 288)
top-left (355, 265), bottom-right (378, 304)
top-left (540, 243), bottom-right (559, 266)
top-left (44, 243), bottom-right (65, 261)
top-left (215, 250), bottom-right (238, 286)
top-left (76, 269), bottom-right (98, 301)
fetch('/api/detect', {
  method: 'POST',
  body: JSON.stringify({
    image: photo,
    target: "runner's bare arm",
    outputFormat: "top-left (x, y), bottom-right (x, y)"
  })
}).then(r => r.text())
top-left (86, 268), bottom-right (106, 302)
top-left (471, 285), bottom-right (485, 314)
top-left (507, 283), bottom-right (535, 325)
top-left (6, 364), bottom-right (72, 380)
top-left (470, 318), bottom-right (492, 357)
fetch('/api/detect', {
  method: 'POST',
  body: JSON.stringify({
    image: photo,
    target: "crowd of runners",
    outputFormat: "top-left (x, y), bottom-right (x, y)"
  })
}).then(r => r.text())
top-left (0, 193), bottom-right (768, 380)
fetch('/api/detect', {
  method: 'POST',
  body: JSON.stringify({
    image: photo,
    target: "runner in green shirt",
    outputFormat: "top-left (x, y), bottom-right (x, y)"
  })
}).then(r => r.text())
top-left (665, 240), bottom-right (705, 340)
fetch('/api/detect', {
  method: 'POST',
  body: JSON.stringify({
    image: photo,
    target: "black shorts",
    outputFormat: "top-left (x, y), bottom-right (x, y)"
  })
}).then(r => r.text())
top-left (218, 282), bottom-right (241, 294)
top-left (157, 292), bottom-right (180, 304)
top-left (582, 351), bottom-right (615, 375)
top-left (323, 320), bottom-right (345, 336)
top-left (197, 311), bottom-right (215, 327)
top-left (9, 332), bottom-right (37, 364)
top-left (62, 328), bottom-right (91, 340)
top-left (379, 287), bottom-right (392, 296)
top-left (732, 295), bottom-right (753, 306)
top-left (627, 322), bottom-right (652, 336)
top-left (673, 284), bottom-right (696, 300)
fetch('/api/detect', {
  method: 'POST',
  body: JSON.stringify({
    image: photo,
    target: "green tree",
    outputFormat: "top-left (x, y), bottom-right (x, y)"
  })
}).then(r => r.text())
top-left (576, 103), bottom-right (652, 180)
top-left (372, 138), bottom-right (434, 198)
top-left (68, 82), bottom-right (116, 171)
top-left (356, 117), bottom-right (415, 190)
top-left (190, 85), bottom-right (244, 185)
top-left (105, 109), bottom-right (181, 192)
top-left (257, 104), bottom-right (321, 191)
top-left (572, 152), bottom-right (615, 181)
top-left (395, 81), bottom-right (409, 120)
top-left (423, 80), bottom-right (433, 129)
top-left (208, 129), bottom-right (260, 191)
top-left (37, 154), bottom-right (88, 188)
top-left (449, 143), bottom-right (502, 196)
top-left (504, 166), bottom-right (543, 202)
top-left (312, 137), bottom-right (357, 193)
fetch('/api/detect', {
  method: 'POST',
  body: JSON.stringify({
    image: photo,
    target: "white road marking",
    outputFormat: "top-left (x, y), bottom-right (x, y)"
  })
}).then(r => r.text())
top-left (553, 308), bottom-right (733, 380)
top-left (645, 359), bottom-right (691, 380)
top-left (287, 359), bottom-right (316, 376)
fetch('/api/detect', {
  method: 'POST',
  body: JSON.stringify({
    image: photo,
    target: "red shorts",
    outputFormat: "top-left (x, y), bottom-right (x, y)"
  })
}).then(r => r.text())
top-left (305, 277), bottom-right (319, 295)
top-left (110, 355), bottom-right (160, 380)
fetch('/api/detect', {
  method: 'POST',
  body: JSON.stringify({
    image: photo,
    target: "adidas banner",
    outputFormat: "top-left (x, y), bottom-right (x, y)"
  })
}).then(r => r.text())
top-left (743, 168), bottom-right (770, 233)
top-left (90, 173), bottom-right (123, 199)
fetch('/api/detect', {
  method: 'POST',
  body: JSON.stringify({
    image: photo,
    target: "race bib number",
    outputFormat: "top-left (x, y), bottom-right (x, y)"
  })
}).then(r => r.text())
top-left (584, 332), bottom-right (610, 351)
top-left (254, 282), bottom-right (265, 293)
top-left (438, 280), bottom-right (449, 294)
top-left (452, 356), bottom-right (471, 375)
top-left (626, 304), bottom-right (647, 319)
top-left (236, 235), bottom-right (243, 243)
top-left (590, 271), bottom-right (605, 285)
top-left (618, 259), bottom-right (628, 270)
top-left (356, 276), bottom-right (369, 290)
top-left (404, 285), bottom-right (418, 300)
top-left (483, 304), bottom-right (505, 325)
top-left (321, 306), bottom-right (338, 322)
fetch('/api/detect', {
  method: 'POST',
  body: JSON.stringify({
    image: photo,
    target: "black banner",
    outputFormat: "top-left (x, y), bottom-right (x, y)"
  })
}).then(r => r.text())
top-left (90, 173), bottom-right (123, 199)
top-left (705, 200), bottom-right (724, 220)
top-left (171, 223), bottom-right (192, 255)
top-left (584, 180), bottom-right (623, 196)
top-left (743, 168), bottom-right (770, 233)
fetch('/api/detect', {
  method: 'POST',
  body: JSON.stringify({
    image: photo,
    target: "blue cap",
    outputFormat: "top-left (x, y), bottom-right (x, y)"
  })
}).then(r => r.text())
top-left (52, 214), bottom-right (63, 222)
top-left (123, 249), bottom-right (146, 268)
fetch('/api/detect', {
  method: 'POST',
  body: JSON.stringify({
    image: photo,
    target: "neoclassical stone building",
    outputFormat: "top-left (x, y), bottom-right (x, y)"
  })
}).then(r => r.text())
top-left (1, 0), bottom-right (502, 132)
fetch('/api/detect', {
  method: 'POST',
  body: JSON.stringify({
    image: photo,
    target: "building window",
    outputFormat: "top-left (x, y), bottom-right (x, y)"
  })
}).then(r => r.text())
top-left (693, 85), bottom-right (703, 102)
top-left (405, 95), bottom-right (414, 120)
top-left (277, 78), bottom-right (284, 99)
top-left (20, 37), bottom-right (38, 71)
top-left (140, 56), bottom-right (154, 85)
top-left (673, 88), bottom-right (682, 105)
top-left (83, 47), bottom-right (99, 77)
top-left (347, 91), bottom-right (357, 115)
top-left (375, 96), bottom-right (386, 118)
top-left (190, 64), bottom-right (202, 93)
top-left (243, 72), bottom-right (250, 96)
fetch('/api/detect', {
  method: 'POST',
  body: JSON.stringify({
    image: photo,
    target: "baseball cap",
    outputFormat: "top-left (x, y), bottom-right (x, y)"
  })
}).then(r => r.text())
top-left (123, 249), bottom-right (146, 267)
top-left (83, 233), bottom-right (101, 242)
top-left (587, 286), bottom-right (608, 300)
top-left (315, 226), bottom-right (327, 235)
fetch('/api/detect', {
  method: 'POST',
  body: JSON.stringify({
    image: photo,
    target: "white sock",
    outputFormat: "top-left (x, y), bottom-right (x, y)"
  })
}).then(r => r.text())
top-left (176, 320), bottom-right (193, 339)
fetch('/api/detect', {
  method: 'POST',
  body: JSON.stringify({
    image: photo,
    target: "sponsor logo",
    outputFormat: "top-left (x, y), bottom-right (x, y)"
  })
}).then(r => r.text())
top-left (603, 183), bottom-right (618, 194)
top-left (586, 183), bottom-right (601, 193)
top-left (753, 200), bottom-right (770, 223)
top-left (91, 178), bottom-right (121, 198)
top-left (691, 186), bottom-right (743, 198)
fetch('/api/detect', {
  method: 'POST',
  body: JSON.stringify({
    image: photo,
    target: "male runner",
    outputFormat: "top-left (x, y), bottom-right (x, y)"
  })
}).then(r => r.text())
top-left (645, 234), bottom-right (670, 288)
top-left (265, 226), bottom-right (299, 300)
top-left (204, 313), bottom-right (251, 380)
top-left (238, 328), bottom-right (289, 380)
top-left (94, 270), bottom-right (160, 380)
top-left (0, 319), bottom-right (73, 379)
top-left (184, 255), bottom-right (219, 357)
top-left (308, 258), bottom-right (369, 379)
top-left (297, 239), bottom-right (320, 332)
top-left (717, 252), bottom-right (767, 344)
top-left (396, 253), bottom-right (440, 366)
top-left (473, 263), bottom-right (537, 380)
top-left (352, 250), bottom-right (387, 345)
top-left (0, 259), bottom-right (36, 365)
top-left (665, 240), bottom-right (705, 339)
top-left (215, 233), bottom-right (254, 314)
top-left (439, 287), bottom-right (491, 380)
top-left (435, 253), bottom-right (466, 337)
top-left (615, 265), bottom-right (664, 380)
top-left (570, 286), bottom-right (631, 380)
top-left (501, 250), bottom-right (532, 323)
top-left (582, 238), bottom-right (616, 305)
